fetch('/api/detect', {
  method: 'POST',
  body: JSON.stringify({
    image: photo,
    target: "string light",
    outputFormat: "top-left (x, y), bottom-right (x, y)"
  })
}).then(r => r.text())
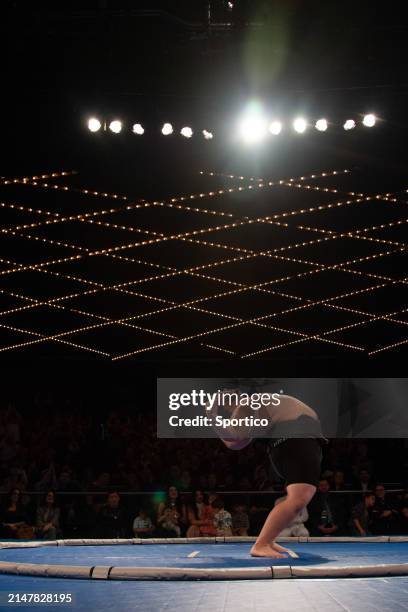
top-left (0, 287), bottom-right (233, 356)
top-left (0, 170), bottom-right (78, 186)
top-left (242, 304), bottom-right (408, 359)
top-left (369, 333), bottom-right (408, 356)
top-left (0, 320), bottom-right (110, 357)
top-left (1, 169), bottom-right (407, 358)
top-left (1, 180), bottom-right (406, 302)
top-left (1, 171), bottom-right (404, 296)
top-left (2, 212), bottom-right (405, 358)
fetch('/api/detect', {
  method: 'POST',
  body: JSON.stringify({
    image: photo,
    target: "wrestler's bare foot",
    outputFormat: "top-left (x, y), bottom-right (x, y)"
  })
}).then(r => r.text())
top-left (250, 543), bottom-right (287, 558)
top-left (271, 542), bottom-right (295, 555)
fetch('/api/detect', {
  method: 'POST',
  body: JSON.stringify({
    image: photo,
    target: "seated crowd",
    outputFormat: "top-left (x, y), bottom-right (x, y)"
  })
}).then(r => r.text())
top-left (1, 400), bottom-right (408, 540)
top-left (2, 479), bottom-right (408, 540)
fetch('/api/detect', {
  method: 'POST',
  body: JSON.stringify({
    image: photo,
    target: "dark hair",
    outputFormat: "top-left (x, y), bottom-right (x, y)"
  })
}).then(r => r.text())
top-left (165, 485), bottom-right (182, 513)
top-left (107, 491), bottom-right (120, 500)
top-left (189, 490), bottom-right (208, 520)
top-left (4, 488), bottom-right (21, 508)
top-left (211, 497), bottom-right (225, 510)
top-left (42, 490), bottom-right (57, 505)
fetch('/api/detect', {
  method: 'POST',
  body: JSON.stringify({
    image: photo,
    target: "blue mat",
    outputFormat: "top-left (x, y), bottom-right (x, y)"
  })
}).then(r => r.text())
top-left (1, 542), bottom-right (408, 569)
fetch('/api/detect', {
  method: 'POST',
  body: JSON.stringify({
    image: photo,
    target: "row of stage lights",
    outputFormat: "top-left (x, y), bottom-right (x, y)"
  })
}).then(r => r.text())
top-left (238, 113), bottom-right (378, 143)
top-left (87, 118), bottom-right (213, 139)
top-left (87, 113), bottom-right (377, 143)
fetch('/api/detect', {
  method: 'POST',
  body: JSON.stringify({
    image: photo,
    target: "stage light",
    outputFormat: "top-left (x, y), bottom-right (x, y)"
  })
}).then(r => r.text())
top-left (269, 121), bottom-right (282, 135)
top-left (363, 113), bottom-right (376, 127)
top-left (181, 127), bottom-right (193, 138)
top-left (202, 130), bottom-right (213, 139)
top-left (293, 117), bottom-right (307, 133)
top-left (343, 119), bottom-right (356, 131)
top-left (132, 123), bottom-right (144, 135)
top-left (238, 112), bottom-right (267, 144)
top-left (109, 120), bottom-right (122, 134)
top-left (88, 118), bottom-right (102, 132)
top-left (315, 119), bottom-right (328, 132)
top-left (162, 123), bottom-right (173, 135)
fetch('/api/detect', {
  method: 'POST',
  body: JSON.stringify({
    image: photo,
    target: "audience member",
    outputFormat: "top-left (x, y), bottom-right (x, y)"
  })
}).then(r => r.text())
top-left (231, 503), bottom-right (250, 536)
top-left (212, 497), bottom-right (232, 537)
top-left (0, 488), bottom-right (33, 539)
top-left (350, 493), bottom-right (375, 536)
top-left (95, 492), bottom-right (127, 538)
top-left (133, 508), bottom-right (155, 538)
top-left (36, 490), bottom-right (61, 540)
top-left (308, 479), bottom-right (346, 536)
top-left (371, 484), bottom-right (399, 535)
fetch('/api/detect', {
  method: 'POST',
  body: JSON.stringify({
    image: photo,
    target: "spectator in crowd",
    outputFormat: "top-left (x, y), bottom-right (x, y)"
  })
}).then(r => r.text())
top-left (157, 507), bottom-right (181, 537)
top-left (212, 497), bottom-right (232, 537)
top-left (275, 491), bottom-right (309, 537)
top-left (36, 490), bottom-right (61, 540)
top-left (333, 470), bottom-right (347, 491)
top-left (186, 490), bottom-right (209, 537)
top-left (0, 488), bottom-right (33, 538)
top-left (195, 492), bottom-right (218, 537)
top-left (133, 508), bottom-right (155, 538)
top-left (353, 469), bottom-right (374, 493)
top-left (350, 493), bottom-right (376, 536)
top-left (371, 484), bottom-right (399, 535)
top-left (232, 503), bottom-right (250, 536)
top-left (95, 491), bottom-right (127, 538)
top-left (157, 485), bottom-right (186, 535)
top-left (308, 478), bottom-right (346, 536)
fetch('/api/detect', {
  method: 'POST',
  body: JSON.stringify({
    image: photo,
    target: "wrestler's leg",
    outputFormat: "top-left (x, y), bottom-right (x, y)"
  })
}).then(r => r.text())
top-left (251, 483), bottom-right (316, 558)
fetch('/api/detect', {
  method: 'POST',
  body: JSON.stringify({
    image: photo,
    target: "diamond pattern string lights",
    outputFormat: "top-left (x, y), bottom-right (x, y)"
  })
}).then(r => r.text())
top-left (0, 167), bottom-right (407, 359)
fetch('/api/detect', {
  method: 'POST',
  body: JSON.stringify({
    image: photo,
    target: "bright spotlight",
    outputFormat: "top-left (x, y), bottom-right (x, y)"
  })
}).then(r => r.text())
top-left (162, 123), bottom-right (173, 135)
top-left (315, 119), bottom-right (328, 132)
top-left (202, 129), bottom-right (213, 139)
top-left (269, 121), bottom-right (282, 135)
top-left (88, 118), bottom-right (102, 132)
top-left (363, 113), bottom-right (376, 127)
top-left (239, 114), bottom-right (267, 144)
top-left (293, 117), bottom-right (307, 133)
top-left (109, 120), bottom-right (122, 134)
top-left (180, 126), bottom-right (193, 138)
top-left (132, 123), bottom-right (144, 135)
top-left (343, 119), bottom-right (356, 131)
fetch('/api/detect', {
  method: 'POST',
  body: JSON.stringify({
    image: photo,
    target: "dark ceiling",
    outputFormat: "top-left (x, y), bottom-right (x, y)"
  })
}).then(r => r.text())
top-left (1, 1), bottom-right (408, 373)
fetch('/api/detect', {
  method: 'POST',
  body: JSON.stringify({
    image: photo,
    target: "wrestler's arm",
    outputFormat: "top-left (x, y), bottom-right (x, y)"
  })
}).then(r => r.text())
top-left (265, 394), bottom-right (319, 423)
top-left (210, 393), bottom-right (253, 450)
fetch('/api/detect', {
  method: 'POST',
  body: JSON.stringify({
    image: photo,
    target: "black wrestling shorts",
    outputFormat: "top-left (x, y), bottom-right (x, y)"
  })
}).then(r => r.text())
top-left (268, 438), bottom-right (323, 488)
